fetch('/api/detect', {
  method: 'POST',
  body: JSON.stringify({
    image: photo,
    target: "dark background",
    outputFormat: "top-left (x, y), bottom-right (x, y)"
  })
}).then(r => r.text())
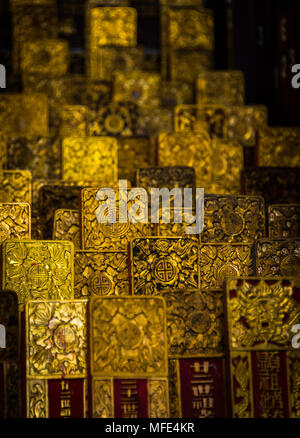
top-left (0, 0), bottom-right (300, 125)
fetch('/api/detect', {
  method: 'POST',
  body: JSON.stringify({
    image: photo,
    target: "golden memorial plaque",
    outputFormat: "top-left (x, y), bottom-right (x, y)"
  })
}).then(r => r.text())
top-left (226, 278), bottom-right (300, 418)
top-left (92, 377), bottom-right (169, 418)
top-left (62, 137), bottom-right (118, 183)
top-left (162, 289), bottom-right (224, 357)
top-left (202, 195), bottom-right (266, 243)
top-left (158, 131), bottom-right (212, 187)
top-left (89, 296), bottom-right (168, 377)
top-left (81, 187), bottom-right (151, 252)
top-left (0, 170), bottom-right (32, 204)
top-left (7, 136), bottom-right (61, 180)
top-left (89, 7), bottom-right (137, 47)
top-left (168, 356), bottom-right (227, 418)
top-left (53, 209), bottom-right (80, 250)
top-left (199, 243), bottom-right (254, 290)
top-left (113, 71), bottom-right (161, 109)
top-left (89, 102), bottom-right (138, 137)
top-left (196, 71), bottom-right (245, 105)
top-left (226, 277), bottom-right (300, 351)
top-left (27, 378), bottom-right (88, 418)
top-left (0, 94), bottom-right (48, 137)
top-left (2, 240), bottom-right (74, 309)
top-left (167, 7), bottom-right (214, 50)
top-left (118, 137), bottom-right (156, 183)
top-left (20, 39), bottom-right (69, 75)
top-left (258, 127), bottom-right (300, 167)
top-left (58, 106), bottom-right (88, 137)
top-left (26, 300), bottom-right (87, 378)
top-left (0, 203), bottom-right (31, 244)
top-left (74, 250), bottom-right (130, 298)
top-left (268, 205), bottom-right (300, 238)
top-left (89, 46), bottom-right (143, 81)
top-left (130, 237), bottom-right (199, 295)
top-left (255, 239), bottom-right (300, 279)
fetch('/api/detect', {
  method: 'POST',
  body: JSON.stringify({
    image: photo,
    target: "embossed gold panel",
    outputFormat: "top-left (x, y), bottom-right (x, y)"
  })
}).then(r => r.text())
top-left (26, 300), bottom-right (87, 378)
top-left (74, 250), bottom-right (130, 298)
top-left (255, 239), bottom-right (300, 279)
top-left (62, 137), bottom-right (118, 183)
top-left (131, 237), bottom-right (199, 295)
top-left (113, 71), bottom-right (161, 108)
top-left (226, 278), bottom-right (300, 351)
top-left (89, 102), bottom-right (138, 137)
top-left (199, 243), bottom-right (254, 290)
top-left (202, 195), bottom-right (266, 243)
top-left (89, 297), bottom-right (168, 377)
top-left (3, 240), bottom-right (74, 309)
top-left (158, 131), bottom-right (212, 187)
top-left (258, 127), bottom-right (300, 167)
top-left (81, 187), bottom-right (150, 252)
top-left (0, 94), bottom-right (48, 137)
top-left (268, 205), bottom-right (300, 238)
top-left (167, 7), bottom-right (214, 50)
top-left (226, 278), bottom-right (300, 418)
top-left (162, 289), bottom-right (224, 357)
top-left (0, 170), bottom-right (32, 204)
top-left (89, 7), bottom-right (137, 47)
top-left (196, 71), bottom-right (245, 106)
top-left (0, 203), bottom-right (31, 244)
top-left (20, 39), bottom-right (69, 75)
top-left (174, 104), bottom-right (268, 147)
top-left (53, 209), bottom-right (80, 250)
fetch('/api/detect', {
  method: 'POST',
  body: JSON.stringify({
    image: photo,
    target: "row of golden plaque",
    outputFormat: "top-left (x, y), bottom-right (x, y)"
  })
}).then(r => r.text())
top-left (1, 0), bottom-right (300, 419)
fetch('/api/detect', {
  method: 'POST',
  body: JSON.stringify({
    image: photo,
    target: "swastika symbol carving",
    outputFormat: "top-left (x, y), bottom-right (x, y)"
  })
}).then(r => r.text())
top-left (154, 259), bottom-right (176, 284)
